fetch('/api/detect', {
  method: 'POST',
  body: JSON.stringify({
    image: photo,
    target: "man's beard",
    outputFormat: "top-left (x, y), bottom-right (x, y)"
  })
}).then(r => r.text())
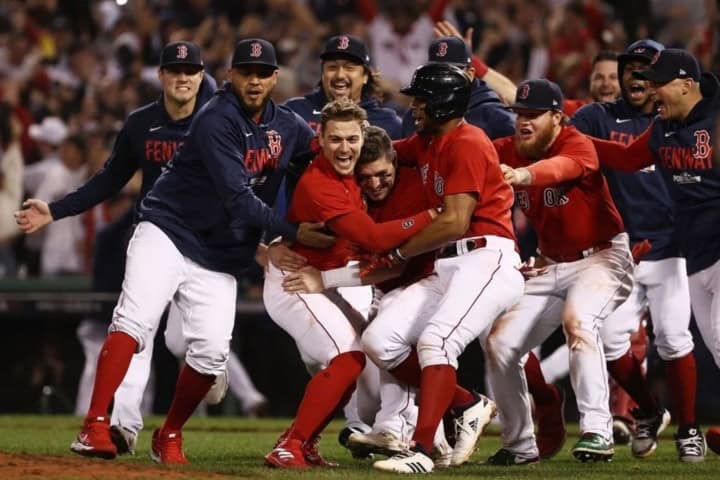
top-left (515, 123), bottom-right (555, 159)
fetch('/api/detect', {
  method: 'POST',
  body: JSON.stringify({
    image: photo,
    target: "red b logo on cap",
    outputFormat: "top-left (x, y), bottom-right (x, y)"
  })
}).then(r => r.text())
top-left (337, 36), bottom-right (350, 50)
top-left (436, 42), bottom-right (448, 57)
top-left (176, 45), bottom-right (188, 59)
top-left (250, 42), bottom-right (262, 58)
top-left (518, 83), bottom-right (530, 100)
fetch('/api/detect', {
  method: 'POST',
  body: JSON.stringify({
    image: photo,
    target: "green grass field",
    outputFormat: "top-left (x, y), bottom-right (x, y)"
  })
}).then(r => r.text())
top-left (0, 415), bottom-right (717, 479)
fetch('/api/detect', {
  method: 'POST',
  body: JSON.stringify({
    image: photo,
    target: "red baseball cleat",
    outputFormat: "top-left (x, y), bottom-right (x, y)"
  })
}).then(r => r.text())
top-left (303, 436), bottom-right (338, 467)
top-left (707, 426), bottom-right (720, 455)
top-left (151, 428), bottom-right (189, 464)
top-left (536, 385), bottom-right (566, 459)
top-left (265, 438), bottom-right (309, 469)
top-left (70, 416), bottom-right (117, 460)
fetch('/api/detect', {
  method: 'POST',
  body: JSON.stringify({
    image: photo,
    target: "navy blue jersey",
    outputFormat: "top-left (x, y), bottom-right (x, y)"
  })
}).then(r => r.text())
top-left (572, 99), bottom-right (678, 260)
top-left (401, 78), bottom-right (515, 139)
top-left (647, 75), bottom-right (720, 274)
top-left (49, 74), bottom-right (217, 220)
top-left (139, 82), bottom-right (315, 276)
top-left (284, 89), bottom-right (403, 139)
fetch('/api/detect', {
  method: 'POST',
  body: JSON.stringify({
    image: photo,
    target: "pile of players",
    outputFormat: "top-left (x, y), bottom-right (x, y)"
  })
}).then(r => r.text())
top-left (15, 23), bottom-right (720, 473)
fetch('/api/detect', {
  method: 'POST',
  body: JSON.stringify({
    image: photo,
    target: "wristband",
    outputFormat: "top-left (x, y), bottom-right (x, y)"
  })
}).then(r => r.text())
top-left (321, 263), bottom-right (362, 288)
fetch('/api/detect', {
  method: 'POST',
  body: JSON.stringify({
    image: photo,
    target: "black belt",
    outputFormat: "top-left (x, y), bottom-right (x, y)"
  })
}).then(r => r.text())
top-left (542, 241), bottom-right (613, 263)
top-left (438, 237), bottom-right (487, 259)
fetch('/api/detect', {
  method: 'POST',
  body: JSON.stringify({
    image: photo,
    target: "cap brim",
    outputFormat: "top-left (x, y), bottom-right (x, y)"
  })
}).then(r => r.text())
top-left (427, 60), bottom-right (469, 68)
top-left (161, 61), bottom-right (204, 69)
top-left (617, 53), bottom-right (651, 65)
top-left (632, 69), bottom-right (674, 83)
top-left (320, 52), bottom-right (369, 66)
top-left (232, 61), bottom-right (279, 69)
top-left (507, 102), bottom-right (554, 112)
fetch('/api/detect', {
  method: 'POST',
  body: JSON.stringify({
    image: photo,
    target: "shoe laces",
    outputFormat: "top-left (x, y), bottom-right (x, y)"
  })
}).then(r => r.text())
top-left (632, 409), bottom-right (658, 440)
top-left (677, 432), bottom-right (705, 456)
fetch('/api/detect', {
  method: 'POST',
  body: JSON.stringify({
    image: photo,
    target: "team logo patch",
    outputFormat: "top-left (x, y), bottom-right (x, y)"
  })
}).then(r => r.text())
top-left (176, 45), bottom-right (188, 59)
top-left (436, 42), bottom-right (448, 57)
top-left (433, 171), bottom-right (444, 195)
top-left (633, 47), bottom-right (646, 54)
top-left (266, 130), bottom-right (283, 159)
top-left (401, 219), bottom-right (415, 229)
top-left (515, 190), bottom-right (530, 210)
top-left (250, 42), bottom-right (263, 58)
top-left (337, 35), bottom-right (350, 50)
top-left (518, 83), bottom-right (530, 100)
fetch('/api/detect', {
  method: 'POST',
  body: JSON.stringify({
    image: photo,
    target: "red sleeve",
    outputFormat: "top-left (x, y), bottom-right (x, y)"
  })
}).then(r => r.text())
top-left (590, 124), bottom-right (655, 171)
top-left (471, 55), bottom-right (489, 78)
top-left (563, 99), bottom-right (588, 116)
top-left (327, 209), bottom-right (432, 253)
top-left (354, 0), bottom-right (377, 22)
top-left (393, 136), bottom-right (418, 166)
top-left (428, 0), bottom-right (450, 22)
top-left (526, 156), bottom-right (585, 186)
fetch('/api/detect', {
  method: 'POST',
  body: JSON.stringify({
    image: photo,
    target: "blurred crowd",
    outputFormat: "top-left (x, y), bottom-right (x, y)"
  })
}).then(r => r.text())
top-left (0, 0), bottom-right (718, 279)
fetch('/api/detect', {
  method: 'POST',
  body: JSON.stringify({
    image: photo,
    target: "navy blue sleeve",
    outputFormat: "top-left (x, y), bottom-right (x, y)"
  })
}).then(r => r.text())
top-left (570, 103), bottom-right (600, 135)
top-left (49, 124), bottom-right (138, 220)
top-left (401, 110), bottom-right (415, 138)
top-left (383, 111), bottom-right (403, 140)
top-left (483, 108), bottom-right (515, 140)
top-left (193, 113), bottom-right (299, 241)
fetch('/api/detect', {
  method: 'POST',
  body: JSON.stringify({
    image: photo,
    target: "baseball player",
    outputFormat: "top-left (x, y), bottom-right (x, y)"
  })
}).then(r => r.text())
top-left (572, 39), bottom-right (695, 460)
top-left (283, 33), bottom-right (403, 446)
top-left (486, 79), bottom-right (634, 465)
top-left (400, 36), bottom-right (515, 139)
top-left (25, 38), bottom-right (333, 464)
top-left (353, 63), bottom-right (522, 474)
top-left (590, 48), bottom-right (720, 462)
top-left (15, 41), bottom-right (230, 453)
top-left (262, 100), bottom-right (436, 470)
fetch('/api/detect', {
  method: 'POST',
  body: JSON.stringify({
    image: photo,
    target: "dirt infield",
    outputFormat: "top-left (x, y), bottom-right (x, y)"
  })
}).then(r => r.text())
top-left (0, 452), bottom-right (227, 479)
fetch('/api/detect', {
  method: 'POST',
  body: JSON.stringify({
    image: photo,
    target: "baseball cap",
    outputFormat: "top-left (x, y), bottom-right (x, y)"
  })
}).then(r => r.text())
top-left (509, 79), bottom-right (564, 112)
top-left (617, 39), bottom-right (664, 66)
top-left (232, 38), bottom-right (278, 69)
top-left (160, 41), bottom-right (203, 68)
top-left (320, 35), bottom-right (371, 67)
top-left (28, 117), bottom-right (69, 146)
top-left (633, 48), bottom-right (700, 84)
top-left (428, 37), bottom-right (471, 67)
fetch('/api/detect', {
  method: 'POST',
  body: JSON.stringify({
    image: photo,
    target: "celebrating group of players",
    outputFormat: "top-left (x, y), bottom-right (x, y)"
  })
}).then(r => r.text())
top-left (13, 18), bottom-right (720, 474)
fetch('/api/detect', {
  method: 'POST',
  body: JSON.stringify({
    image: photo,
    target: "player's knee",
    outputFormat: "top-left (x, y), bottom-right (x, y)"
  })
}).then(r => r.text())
top-left (361, 328), bottom-right (400, 370)
top-left (108, 320), bottom-right (146, 353)
top-left (417, 331), bottom-right (458, 369)
top-left (484, 331), bottom-right (515, 371)
top-left (185, 340), bottom-right (230, 376)
top-left (603, 338), bottom-right (630, 362)
top-left (655, 334), bottom-right (694, 361)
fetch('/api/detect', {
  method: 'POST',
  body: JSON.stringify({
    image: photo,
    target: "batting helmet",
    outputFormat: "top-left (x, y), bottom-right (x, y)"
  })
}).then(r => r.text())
top-left (400, 63), bottom-right (471, 122)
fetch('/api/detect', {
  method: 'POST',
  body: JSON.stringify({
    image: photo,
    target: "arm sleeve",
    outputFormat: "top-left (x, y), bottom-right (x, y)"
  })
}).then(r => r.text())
top-left (471, 55), bottom-right (489, 78)
top-left (526, 156), bottom-right (585, 186)
top-left (590, 124), bottom-right (655, 171)
top-left (569, 104), bottom-right (597, 135)
top-left (327, 208), bottom-right (432, 253)
top-left (393, 137), bottom-right (418, 166)
top-left (194, 114), bottom-right (298, 241)
top-left (49, 125), bottom-right (138, 220)
top-left (428, 0), bottom-right (450, 21)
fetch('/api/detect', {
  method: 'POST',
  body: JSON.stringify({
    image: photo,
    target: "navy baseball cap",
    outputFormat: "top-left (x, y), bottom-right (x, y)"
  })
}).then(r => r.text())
top-left (428, 37), bottom-right (471, 67)
top-left (618, 39), bottom-right (664, 66)
top-left (509, 79), bottom-right (564, 112)
top-left (320, 35), bottom-right (371, 67)
top-left (232, 38), bottom-right (278, 69)
top-left (633, 48), bottom-right (700, 83)
top-left (160, 41), bottom-right (203, 68)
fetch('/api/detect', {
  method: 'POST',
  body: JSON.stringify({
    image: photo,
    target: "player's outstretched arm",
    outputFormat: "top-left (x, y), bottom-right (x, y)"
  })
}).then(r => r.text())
top-left (589, 124), bottom-right (655, 171)
top-left (296, 222), bottom-right (336, 249)
top-left (282, 262), bottom-right (403, 294)
top-left (266, 241), bottom-right (308, 271)
top-left (14, 198), bottom-right (52, 234)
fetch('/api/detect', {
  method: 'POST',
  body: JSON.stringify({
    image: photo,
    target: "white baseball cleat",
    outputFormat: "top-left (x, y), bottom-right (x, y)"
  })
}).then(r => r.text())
top-left (109, 425), bottom-right (137, 455)
top-left (348, 430), bottom-right (407, 457)
top-left (450, 393), bottom-right (497, 466)
top-left (374, 448), bottom-right (434, 474)
top-left (432, 432), bottom-right (453, 469)
top-left (204, 369), bottom-right (229, 405)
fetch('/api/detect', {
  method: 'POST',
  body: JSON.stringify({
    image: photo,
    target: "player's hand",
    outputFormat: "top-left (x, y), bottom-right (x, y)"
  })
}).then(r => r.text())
top-left (14, 199), bottom-right (52, 234)
top-left (500, 164), bottom-right (532, 186)
top-left (296, 222), bottom-right (336, 249)
top-left (268, 242), bottom-right (307, 272)
top-left (282, 266), bottom-right (324, 293)
top-left (360, 249), bottom-right (405, 278)
top-left (434, 21), bottom-right (473, 49)
top-left (631, 239), bottom-right (652, 264)
top-left (519, 256), bottom-right (549, 280)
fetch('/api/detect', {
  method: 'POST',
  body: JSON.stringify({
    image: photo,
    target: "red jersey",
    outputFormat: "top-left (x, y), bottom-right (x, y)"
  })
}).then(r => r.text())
top-left (563, 98), bottom-right (590, 117)
top-left (368, 166), bottom-right (436, 292)
top-left (394, 122), bottom-right (516, 242)
top-left (493, 126), bottom-right (624, 260)
top-left (288, 154), bottom-right (432, 270)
